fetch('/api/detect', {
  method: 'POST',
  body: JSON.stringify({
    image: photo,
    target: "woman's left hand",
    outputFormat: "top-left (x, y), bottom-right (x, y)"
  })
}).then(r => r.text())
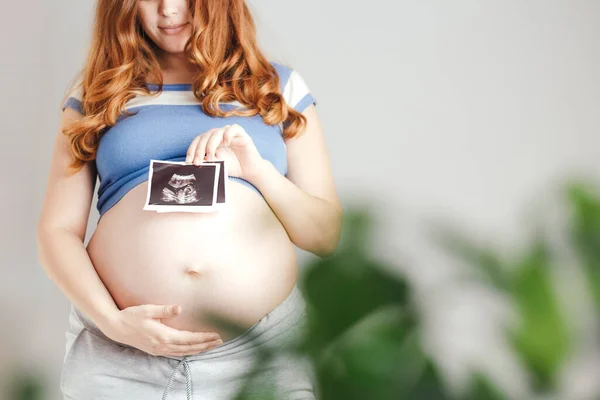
top-left (185, 124), bottom-right (266, 181)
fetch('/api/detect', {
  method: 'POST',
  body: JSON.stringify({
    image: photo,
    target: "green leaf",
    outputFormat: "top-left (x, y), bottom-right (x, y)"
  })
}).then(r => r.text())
top-left (301, 252), bottom-right (409, 349)
top-left (300, 209), bottom-right (410, 351)
top-left (315, 308), bottom-right (429, 400)
top-left (509, 239), bottom-right (570, 390)
top-left (566, 182), bottom-right (600, 310)
top-left (463, 374), bottom-right (507, 400)
top-left (406, 362), bottom-right (453, 400)
top-left (429, 222), bottom-right (509, 290)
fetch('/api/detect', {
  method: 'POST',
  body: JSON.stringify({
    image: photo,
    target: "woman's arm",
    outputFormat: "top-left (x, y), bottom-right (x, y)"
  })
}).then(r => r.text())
top-left (248, 105), bottom-right (343, 258)
top-left (36, 107), bottom-right (120, 332)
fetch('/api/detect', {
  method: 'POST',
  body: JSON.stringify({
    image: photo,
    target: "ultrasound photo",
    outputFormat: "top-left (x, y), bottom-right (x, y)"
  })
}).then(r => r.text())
top-left (143, 160), bottom-right (222, 213)
top-left (156, 160), bottom-right (227, 213)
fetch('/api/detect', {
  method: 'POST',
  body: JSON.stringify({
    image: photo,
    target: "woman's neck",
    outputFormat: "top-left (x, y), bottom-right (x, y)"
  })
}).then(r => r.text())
top-left (155, 51), bottom-right (197, 84)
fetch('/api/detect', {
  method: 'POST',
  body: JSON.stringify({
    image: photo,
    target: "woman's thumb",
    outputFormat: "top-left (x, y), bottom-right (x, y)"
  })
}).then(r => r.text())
top-left (148, 304), bottom-right (181, 318)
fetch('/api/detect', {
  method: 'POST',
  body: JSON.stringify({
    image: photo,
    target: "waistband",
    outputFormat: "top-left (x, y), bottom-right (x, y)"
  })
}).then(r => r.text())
top-left (69, 284), bottom-right (307, 400)
top-left (71, 284), bottom-right (305, 360)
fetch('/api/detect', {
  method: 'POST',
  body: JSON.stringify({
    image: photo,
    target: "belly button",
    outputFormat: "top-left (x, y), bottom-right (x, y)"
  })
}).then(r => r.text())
top-left (185, 265), bottom-right (206, 277)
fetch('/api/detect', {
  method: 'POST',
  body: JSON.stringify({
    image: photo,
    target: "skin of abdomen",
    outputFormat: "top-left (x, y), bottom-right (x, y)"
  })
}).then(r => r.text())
top-left (85, 179), bottom-right (298, 341)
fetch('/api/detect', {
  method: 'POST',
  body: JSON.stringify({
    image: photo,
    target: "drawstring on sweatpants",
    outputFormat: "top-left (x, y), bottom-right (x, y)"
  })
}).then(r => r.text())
top-left (162, 356), bottom-right (192, 400)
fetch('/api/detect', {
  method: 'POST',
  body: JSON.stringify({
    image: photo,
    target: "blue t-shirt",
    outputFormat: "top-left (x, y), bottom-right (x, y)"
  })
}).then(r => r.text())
top-left (61, 62), bottom-right (317, 219)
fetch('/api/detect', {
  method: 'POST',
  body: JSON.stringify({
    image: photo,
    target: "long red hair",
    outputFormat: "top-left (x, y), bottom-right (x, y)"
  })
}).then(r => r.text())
top-left (62, 0), bottom-right (307, 174)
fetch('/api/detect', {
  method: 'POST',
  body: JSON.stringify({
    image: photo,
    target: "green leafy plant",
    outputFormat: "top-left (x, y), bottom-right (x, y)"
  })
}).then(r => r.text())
top-left (431, 231), bottom-right (571, 393)
top-left (430, 179), bottom-right (600, 399)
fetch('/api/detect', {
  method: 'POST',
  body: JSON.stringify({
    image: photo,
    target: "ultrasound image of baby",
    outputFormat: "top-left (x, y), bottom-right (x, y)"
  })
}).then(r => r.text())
top-left (161, 173), bottom-right (199, 204)
top-left (143, 160), bottom-right (220, 212)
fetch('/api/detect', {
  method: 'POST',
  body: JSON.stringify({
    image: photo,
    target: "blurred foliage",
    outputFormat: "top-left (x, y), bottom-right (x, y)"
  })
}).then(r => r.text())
top-left (430, 180), bottom-right (600, 398)
top-left (5, 368), bottom-right (45, 400)
top-left (567, 182), bottom-right (600, 311)
top-left (9, 180), bottom-right (600, 399)
top-left (431, 232), bottom-right (571, 392)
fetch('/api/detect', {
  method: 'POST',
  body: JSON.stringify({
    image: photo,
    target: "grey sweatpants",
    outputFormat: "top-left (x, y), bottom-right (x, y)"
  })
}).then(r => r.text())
top-left (60, 284), bottom-right (317, 399)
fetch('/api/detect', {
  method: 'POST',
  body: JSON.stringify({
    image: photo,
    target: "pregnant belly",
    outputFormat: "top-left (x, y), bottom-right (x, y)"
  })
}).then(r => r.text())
top-left (86, 179), bottom-right (298, 341)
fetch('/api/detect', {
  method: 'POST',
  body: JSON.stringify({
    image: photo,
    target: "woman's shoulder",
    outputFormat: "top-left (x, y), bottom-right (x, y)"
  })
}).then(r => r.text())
top-left (61, 74), bottom-right (85, 115)
top-left (269, 60), bottom-right (292, 78)
top-left (268, 60), bottom-right (316, 113)
top-left (269, 60), bottom-right (301, 89)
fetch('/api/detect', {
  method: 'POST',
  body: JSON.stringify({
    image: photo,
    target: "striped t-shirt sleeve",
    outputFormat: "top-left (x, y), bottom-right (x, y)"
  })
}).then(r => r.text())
top-left (61, 79), bottom-right (85, 115)
top-left (282, 69), bottom-right (317, 113)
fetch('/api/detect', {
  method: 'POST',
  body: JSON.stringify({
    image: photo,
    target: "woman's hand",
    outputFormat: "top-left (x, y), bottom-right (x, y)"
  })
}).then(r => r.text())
top-left (185, 124), bottom-right (267, 181)
top-left (100, 304), bottom-right (224, 357)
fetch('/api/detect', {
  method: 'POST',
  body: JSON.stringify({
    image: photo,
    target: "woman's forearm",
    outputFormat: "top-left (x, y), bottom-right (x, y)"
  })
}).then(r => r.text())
top-left (248, 161), bottom-right (343, 258)
top-left (36, 228), bottom-right (120, 331)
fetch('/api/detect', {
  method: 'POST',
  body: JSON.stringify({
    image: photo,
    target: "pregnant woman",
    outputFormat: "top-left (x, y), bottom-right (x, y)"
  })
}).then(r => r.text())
top-left (36, 0), bottom-right (342, 399)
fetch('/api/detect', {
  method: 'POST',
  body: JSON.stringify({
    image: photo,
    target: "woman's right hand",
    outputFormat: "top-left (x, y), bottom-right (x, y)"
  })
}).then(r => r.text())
top-left (100, 304), bottom-right (224, 357)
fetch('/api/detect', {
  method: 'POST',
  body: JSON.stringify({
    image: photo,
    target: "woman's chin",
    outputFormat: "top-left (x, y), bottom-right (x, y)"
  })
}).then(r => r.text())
top-left (156, 38), bottom-right (191, 55)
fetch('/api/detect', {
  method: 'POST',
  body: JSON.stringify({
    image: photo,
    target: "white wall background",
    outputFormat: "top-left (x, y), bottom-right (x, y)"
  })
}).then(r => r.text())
top-left (1, 1), bottom-right (599, 399)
